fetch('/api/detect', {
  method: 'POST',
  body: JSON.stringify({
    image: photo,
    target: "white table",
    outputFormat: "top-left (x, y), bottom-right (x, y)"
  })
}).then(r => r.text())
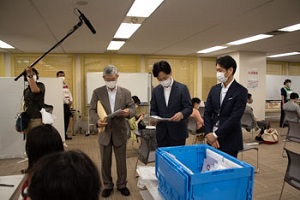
top-left (136, 166), bottom-right (164, 200)
top-left (0, 175), bottom-right (24, 200)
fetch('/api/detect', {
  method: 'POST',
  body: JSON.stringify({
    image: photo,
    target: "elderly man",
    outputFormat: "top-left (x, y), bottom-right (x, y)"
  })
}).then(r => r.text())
top-left (89, 65), bottom-right (136, 197)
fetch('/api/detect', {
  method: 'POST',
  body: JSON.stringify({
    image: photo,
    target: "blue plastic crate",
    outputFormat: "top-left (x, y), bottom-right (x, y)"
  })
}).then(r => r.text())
top-left (155, 144), bottom-right (254, 200)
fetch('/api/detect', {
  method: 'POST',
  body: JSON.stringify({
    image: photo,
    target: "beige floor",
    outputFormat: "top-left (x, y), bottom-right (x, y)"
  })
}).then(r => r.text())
top-left (1, 120), bottom-right (300, 200)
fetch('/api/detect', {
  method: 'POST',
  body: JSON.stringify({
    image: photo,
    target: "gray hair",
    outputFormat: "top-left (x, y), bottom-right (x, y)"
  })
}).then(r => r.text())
top-left (103, 65), bottom-right (118, 77)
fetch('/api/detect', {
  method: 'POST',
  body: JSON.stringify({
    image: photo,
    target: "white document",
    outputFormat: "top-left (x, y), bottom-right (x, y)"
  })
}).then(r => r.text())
top-left (136, 166), bottom-right (157, 180)
top-left (107, 109), bottom-right (122, 118)
top-left (150, 115), bottom-right (170, 121)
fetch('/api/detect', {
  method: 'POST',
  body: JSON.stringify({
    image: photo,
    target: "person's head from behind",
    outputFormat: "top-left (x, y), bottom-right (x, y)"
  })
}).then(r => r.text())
top-left (215, 55), bottom-right (236, 84)
top-left (191, 97), bottom-right (201, 109)
top-left (103, 65), bottom-right (119, 89)
top-left (25, 124), bottom-right (64, 171)
top-left (132, 95), bottom-right (141, 107)
top-left (283, 79), bottom-right (291, 88)
top-left (247, 93), bottom-right (253, 104)
top-left (27, 150), bottom-right (101, 200)
top-left (290, 92), bottom-right (299, 101)
top-left (152, 60), bottom-right (172, 88)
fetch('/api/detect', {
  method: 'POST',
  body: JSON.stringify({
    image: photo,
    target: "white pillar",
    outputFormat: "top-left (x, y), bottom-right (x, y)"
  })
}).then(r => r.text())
top-left (228, 51), bottom-right (266, 120)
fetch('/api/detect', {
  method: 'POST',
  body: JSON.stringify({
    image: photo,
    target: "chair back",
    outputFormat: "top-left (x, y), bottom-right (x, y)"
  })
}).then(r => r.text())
top-left (187, 117), bottom-right (197, 134)
top-left (283, 148), bottom-right (300, 190)
top-left (137, 129), bottom-right (157, 165)
top-left (199, 107), bottom-right (205, 117)
top-left (241, 113), bottom-right (255, 129)
top-left (284, 110), bottom-right (299, 123)
top-left (286, 121), bottom-right (300, 142)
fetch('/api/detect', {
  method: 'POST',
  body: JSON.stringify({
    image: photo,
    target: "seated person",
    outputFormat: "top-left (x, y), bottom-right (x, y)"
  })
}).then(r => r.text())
top-left (25, 150), bottom-right (101, 200)
top-left (283, 92), bottom-right (300, 122)
top-left (128, 96), bottom-right (146, 141)
top-left (190, 97), bottom-right (205, 133)
top-left (21, 124), bottom-right (64, 200)
top-left (244, 93), bottom-right (270, 142)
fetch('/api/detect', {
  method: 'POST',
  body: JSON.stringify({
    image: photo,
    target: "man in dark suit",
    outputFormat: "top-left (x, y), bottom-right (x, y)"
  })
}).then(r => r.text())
top-left (150, 60), bottom-right (192, 147)
top-left (204, 56), bottom-right (248, 158)
top-left (89, 65), bottom-right (136, 197)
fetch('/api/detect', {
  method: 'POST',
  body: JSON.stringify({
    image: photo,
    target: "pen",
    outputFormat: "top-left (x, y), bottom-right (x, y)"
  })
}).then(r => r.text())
top-left (0, 183), bottom-right (14, 187)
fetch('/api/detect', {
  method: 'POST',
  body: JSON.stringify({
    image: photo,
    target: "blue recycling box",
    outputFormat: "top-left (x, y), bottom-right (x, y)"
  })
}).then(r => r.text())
top-left (155, 144), bottom-right (254, 200)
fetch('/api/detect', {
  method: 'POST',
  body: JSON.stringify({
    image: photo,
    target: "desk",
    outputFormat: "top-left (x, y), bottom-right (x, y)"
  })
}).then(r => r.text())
top-left (0, 174), bottom-right (24, 200)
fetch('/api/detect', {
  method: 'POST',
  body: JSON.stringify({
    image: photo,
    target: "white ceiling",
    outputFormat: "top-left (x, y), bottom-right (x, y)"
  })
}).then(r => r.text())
top-left (1, 0), bottom-right (300, 62)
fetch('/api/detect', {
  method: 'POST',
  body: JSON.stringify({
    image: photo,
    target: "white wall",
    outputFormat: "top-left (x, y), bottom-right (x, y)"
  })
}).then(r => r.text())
top-left (0, 77), bottom-right (64, 159)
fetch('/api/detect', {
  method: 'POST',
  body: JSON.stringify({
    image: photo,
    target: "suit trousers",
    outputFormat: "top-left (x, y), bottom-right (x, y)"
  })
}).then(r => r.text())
top-left (99, 138), bottom-right (127, 189)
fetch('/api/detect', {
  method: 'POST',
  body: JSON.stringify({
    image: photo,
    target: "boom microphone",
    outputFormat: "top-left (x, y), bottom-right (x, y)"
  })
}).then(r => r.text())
top-left (77, 9), bottom-right (96, 34)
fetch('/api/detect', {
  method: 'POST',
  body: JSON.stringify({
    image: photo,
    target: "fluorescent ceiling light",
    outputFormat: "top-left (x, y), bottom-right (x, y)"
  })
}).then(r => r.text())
top-left (0, 40), bottom-right (15, 48)
top-left (278, 23), bottom-right (300, 32)
top-left (227, 34), bottom-right (273, 45)
top-left (267, 52), bottom-right (300, 58)
top-left (197, 46), bottom-right (227, 54)
top-left (127, 0), bottom-right (164, 17)
top-left (114, 23), bottom-right (141, 39)
top-left (107, 41), bottom-right (125, 51)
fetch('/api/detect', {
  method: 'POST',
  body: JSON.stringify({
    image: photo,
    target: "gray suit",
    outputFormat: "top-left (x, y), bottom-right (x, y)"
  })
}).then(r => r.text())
top-left (89, 85), bottom-right (135, 189)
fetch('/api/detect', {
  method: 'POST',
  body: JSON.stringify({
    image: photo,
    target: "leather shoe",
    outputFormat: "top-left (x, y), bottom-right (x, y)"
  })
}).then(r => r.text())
top-left (117, 187), bottom-right (130, 196)
top-left (65, 136), bottom-right (72, 140)
top-left (102, 189), bottom-right (113, 197)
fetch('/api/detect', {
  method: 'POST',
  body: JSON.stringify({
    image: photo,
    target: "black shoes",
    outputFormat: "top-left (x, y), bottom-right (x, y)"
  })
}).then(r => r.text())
top-left (117, 187), bottom-right (130, 196)
top-left (65, 136), bottom-right (72, 140)
top-left (102, 187), bottom-right (130, 197)
top-left (102, 188), bottom-right (113, 197)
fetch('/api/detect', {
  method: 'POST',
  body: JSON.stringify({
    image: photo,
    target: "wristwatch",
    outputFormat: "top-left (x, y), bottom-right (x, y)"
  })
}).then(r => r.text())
top-left (27, 74), bottom-right (33, 78)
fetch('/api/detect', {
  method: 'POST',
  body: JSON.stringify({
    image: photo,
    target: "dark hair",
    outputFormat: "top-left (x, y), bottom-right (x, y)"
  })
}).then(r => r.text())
top-left (25, 124), bottom-right (64, 171)
top-left (24, 68), bottom-right (39, 82)
top-left (28, 150), bottom-right (101, 200)
top-left (191, 97), bottom-right (201, 106)
top-left (290, 92), bottom-right (299, 99)
top-left (283, 79), bottom-right (291, 85)
top-left (247, 93), bottom-right (252, 100)
top-left (216, 55), bottom-right (237, 75)
top-left (56, 71), bottom-right (64, 77)
top-left (132, 95), bottom-right (141, 105)
top-left (152, 60), bottom-right (172, 77)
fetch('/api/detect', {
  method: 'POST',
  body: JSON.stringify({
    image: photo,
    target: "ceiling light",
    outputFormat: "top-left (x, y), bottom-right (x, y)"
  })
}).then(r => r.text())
top-left (197, 46), bottom-right (227, 54)
top-left (107, 41), bottom-right (125, 50)
top-left (0, 40), bottom-right (15, 49)
top-left (227, 34), bottom-right (273, 45)
top-left (126, 0), bottom-right (164, 17)
top-left (267, 52), bottom-right (300, 58)
top-left (278, 23), bottom-right (300, 32)
top-left (114, 23), bottom-right (141, 39)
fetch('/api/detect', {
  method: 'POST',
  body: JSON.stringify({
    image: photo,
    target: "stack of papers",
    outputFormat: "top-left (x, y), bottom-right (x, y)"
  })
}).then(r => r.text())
top-left (136, 166), bottom-right (157, 180)
top-left (150, 115), bottom-right (170, 121)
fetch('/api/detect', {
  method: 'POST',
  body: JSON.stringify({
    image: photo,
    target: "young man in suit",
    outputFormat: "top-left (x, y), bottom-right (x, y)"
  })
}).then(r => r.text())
top-left (204, 55), bottom-right (248, 158)
top-left (150, 60), bottom-right (192, 147)
top-left (89, 65), bottom-right (136, 197)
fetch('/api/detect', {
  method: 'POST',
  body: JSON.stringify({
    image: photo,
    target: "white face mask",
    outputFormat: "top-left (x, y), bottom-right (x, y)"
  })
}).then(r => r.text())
top-left (59, 76), bottom-right (65, 82)
top-left (159, 78), bottom-right (172, 88)
top-left (216, 72), bottom-right (228, 83)
top-left (287, 83), bottom-right (291, 88)
top-left (105, 80), bottom-right (117, 89)
top-left (33, 75), bottom-right (37, 82)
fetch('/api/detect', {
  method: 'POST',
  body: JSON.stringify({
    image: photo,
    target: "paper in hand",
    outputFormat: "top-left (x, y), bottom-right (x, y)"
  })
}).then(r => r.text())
top-left (97, 101), bottom-right (107, 133)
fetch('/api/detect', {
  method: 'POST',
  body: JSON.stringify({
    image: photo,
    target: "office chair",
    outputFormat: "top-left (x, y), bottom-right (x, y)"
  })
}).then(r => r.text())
top-left (187, 116), bottom-right (205, 144)
top-left (241, 113), bottom-right (257, 139)
top-left (134, 129), bottom-right (157, 175)
top-left (279, 148), bottom-right (300, 200)
top-left (239, 143), bottom-right (259, 173)
top-left (282, 121), bottom-right (300, 157)
top-left (280, 110), bottom-right (299, 136)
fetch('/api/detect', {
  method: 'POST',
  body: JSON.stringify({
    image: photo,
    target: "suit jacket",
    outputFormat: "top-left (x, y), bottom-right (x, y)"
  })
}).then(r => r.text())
top-left (204, 80), bottom-right (248, 152)
top-left (150, 80), bottom-right (192, 141)
top-left (89, 86), bottom-right (135, 146)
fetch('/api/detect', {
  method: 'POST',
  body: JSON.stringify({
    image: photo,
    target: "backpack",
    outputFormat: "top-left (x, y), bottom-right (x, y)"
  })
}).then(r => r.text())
top-left (262, 128), bottom-right (278, 144)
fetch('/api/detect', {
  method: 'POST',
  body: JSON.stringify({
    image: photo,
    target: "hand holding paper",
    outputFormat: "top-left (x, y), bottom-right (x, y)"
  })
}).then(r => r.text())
top-left (97, 101), bottom-right (107, 133)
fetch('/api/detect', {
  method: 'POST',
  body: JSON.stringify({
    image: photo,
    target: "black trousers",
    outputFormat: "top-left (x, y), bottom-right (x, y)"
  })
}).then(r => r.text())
top-left (64, 104), bottom-right (71, 136)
